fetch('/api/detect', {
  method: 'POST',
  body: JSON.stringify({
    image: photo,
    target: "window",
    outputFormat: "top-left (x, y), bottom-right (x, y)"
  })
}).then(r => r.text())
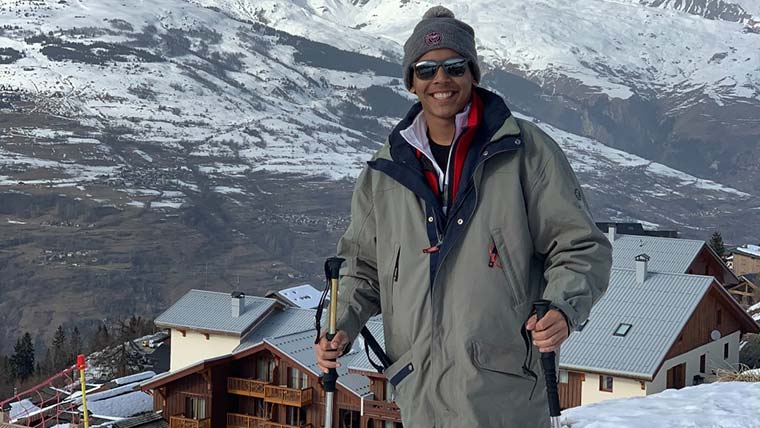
top-left (286, 406), bottom-right (306, 426)
top-left (724, 343), bottom-right (729, 359)
top-left (700, 354), bottom-right (706, 373)
top-left (184, 396), bottom-right (206, 420)
top-left (613, 323), bottom-right (632, 337)
top-left (287, 367), bottom-right (309, 389)
top-left (254, 398), bottom-right (266, 418)
top-left (599, 375), bottom-right (613, 392)
top-left (338, 408), bottom-right (360, 428)
top-left (257, 358), bottom-right (274, 382)
top-left (559, 370), bottom-right (569, 384)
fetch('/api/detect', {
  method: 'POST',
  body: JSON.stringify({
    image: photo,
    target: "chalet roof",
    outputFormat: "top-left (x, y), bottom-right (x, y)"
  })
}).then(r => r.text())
top-left (111, 412), bottom-right (168, 428)
top-left (234, 306), bottom-right (317, 353)
top-left (611, 235), bottom-right (706, 274)
top-left (265, 284), bottom-right (325, 309)
top-left (154, 290), bottom-right (278, 336)
top-left (735, 245), bottom-right (760, 259)
top-left (561, 269), bottom-right (723, 380)
top-left (265, 319), bottom-right (386, 398)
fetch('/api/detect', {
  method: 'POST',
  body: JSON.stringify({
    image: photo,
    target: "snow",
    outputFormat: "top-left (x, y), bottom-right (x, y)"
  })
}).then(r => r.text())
top-left (749, 301), bottom-right (760, 312)
top-left (6, 219), bottom-right (26, 224)
top-left (8, 399), bottom-right (41, 420)
top-left (114, 371), bottom-right (156, 385)
top-left (736, 244), bottom-right (760, 258)
top-left (77, 390), bottom-right (153, 419)
top-left (562, 381), bottom-right (760, 428)
top-left (226, 0), bottom-right (760, 103)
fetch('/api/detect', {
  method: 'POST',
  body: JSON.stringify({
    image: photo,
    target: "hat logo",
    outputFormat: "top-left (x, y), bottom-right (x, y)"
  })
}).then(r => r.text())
top-left (424, 32), bottom-right (442, 46)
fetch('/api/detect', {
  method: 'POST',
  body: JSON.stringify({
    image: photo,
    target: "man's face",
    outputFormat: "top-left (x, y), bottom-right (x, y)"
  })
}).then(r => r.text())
top-left (410, 48), bottom-right (475, 121)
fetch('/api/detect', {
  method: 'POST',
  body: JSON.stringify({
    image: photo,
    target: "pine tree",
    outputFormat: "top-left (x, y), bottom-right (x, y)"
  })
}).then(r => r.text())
top-left (10, 332), bottom-right (35, 382)
top-left (69, 326), bottom-right (83, 362)
top-left (52, 325), bottom-right (68, 371)
top-left (709, 231), bottom-right (726, 257)
top-left (90, 324), bottom-right (111, 353)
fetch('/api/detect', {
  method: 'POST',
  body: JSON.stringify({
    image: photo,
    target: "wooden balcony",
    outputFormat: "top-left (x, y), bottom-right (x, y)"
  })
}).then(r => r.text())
top-left (169, 415), bottom-right (211, 428)
top-left (264, 385), bottom-right (313, 407)
top-left (363, 399), bottom-right (402, 423)
top-left (228, 377), bottom-right (272, 398)
top-left (227, 412), bottom-right (270, 428)
top-left (262, 422), bottom-right (313, 428)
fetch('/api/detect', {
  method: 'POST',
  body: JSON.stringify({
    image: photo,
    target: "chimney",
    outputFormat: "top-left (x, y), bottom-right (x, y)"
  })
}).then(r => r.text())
top-left (608, 225), bottom-right (616, 242)
top-left (635, 254), bottom-right (650, 284)
top-left (231, 291), bottom-right (245, 317)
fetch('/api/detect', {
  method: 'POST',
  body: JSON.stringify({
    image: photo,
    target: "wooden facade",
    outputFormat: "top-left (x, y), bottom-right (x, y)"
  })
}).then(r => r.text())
top-left (686, 246), bottom-right (738, 287)
top-left (558, 371), bottom-right (583, 410)
top-left (143, 344), bottom-right (403, 428)
top-left (732, 251), bottom-right (760, 277)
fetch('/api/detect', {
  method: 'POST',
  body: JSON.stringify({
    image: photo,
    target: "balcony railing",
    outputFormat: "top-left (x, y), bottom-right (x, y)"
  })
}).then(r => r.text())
top-left (264, 385), bottom-right (313, 407)
top-left (227, 412), bottom-right (270, 428)
top-left (363, 399), bottom-right (402, 423)
top-left (228, 377), bottom-right (272, 398)
top-left (169, 415), bottom-right (211, 428)
top-left (262, 422), bottom-right (313, 428)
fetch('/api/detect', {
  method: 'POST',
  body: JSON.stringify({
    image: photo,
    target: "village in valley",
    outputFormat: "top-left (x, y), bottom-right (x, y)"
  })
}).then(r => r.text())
top-left (1, 223), bottom-right (759, 428)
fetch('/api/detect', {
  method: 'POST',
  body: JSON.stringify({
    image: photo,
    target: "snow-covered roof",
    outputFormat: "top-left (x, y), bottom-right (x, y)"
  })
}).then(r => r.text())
top-left (273, 284), bottom-right (325, 309)
top-left (8, 399), bottom-right (40, 420)
top-left (735, 244), bottom-right (760, 259)
top-left (78, 391), bottom-right (152, 419)
top-left (560, 269), bottom-right (715, 379)
top-left (115, 371), bottom-right (156, 386)
top-left (154, 290), bottom-right (278, 335)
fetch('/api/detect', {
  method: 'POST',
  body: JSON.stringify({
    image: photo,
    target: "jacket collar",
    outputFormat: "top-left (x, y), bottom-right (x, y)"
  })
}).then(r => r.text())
top-left (385, 87), bottom-right (520, 165)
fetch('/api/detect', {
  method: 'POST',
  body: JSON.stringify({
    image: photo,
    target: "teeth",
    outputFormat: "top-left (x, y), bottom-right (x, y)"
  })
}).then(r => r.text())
top-left (433, 92), bottom-right (453, 100)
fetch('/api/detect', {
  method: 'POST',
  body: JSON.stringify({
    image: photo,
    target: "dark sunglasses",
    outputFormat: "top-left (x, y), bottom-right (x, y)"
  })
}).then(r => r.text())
top-left (412, 57), bottom-right (470, 80)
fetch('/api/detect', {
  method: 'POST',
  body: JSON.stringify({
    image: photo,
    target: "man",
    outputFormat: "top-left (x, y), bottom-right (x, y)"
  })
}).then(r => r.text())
top-left (314, 6), bottom-right (612, 427)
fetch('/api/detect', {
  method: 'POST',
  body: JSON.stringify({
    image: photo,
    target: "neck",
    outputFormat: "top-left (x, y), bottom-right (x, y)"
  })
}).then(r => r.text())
top-left (425, 113), bottom-right (456, 146)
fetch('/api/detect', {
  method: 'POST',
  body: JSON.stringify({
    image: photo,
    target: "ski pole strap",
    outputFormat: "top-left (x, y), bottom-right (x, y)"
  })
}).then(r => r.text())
top-left (360, 326), bottom-right (392, 373)
top-left (313, 260), bottom-right (332, 345)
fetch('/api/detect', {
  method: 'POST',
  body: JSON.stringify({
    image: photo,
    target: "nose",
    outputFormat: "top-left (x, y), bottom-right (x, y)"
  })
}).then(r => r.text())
top-left (432, 64), bottom-right (452, 83)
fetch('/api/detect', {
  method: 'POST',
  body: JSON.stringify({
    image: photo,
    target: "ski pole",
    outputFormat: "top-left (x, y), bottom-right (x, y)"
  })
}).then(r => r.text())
top-left (533, 300), bottom-right (562, 428)
top-left (323, 257), bottom-right (345, 428)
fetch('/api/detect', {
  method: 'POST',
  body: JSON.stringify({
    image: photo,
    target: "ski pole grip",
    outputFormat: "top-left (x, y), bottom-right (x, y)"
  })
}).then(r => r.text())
top-left (326, 257), bottom-right (345, 280)
top-left (533, 299), bottom-right (552, 321)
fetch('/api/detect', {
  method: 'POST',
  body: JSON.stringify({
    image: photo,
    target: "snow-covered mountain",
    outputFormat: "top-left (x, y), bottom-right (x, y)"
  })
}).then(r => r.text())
top-left (1, 0), bottom-right (759, 356)
top-left (208, 0), bottom-right (760, 192)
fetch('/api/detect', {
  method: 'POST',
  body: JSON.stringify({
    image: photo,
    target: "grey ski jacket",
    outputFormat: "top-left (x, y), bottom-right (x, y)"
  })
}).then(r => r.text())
top-left (333, 87), bottom-right (612, 427)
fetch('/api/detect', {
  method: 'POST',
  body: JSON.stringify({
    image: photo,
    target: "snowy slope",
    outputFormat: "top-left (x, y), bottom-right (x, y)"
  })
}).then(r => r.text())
top-left (0, 0), bottom-right (758, 239)
top-left (212, 0), bottom-right (760, 103)
top-left (562, 381), bottom-right (760, 428)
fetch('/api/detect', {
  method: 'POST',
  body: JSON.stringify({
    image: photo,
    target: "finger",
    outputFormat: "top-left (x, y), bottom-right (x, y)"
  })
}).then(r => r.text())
top-left (317, 359), bottom-right (342, 370)
top-left (533, 332), bottom-right (568, 351)
top-left (525, 315), bottom-right (537, 330)
top-left (318, 349), bottom-right (343, 360)
top-left (531, 321), bottom-right (566, 342)
top-left (535, 311), bottom-right (564, 331)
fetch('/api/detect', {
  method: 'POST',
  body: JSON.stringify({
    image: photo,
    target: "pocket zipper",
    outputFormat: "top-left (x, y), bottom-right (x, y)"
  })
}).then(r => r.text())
top-left (393, 246), bottom-right (400, 282)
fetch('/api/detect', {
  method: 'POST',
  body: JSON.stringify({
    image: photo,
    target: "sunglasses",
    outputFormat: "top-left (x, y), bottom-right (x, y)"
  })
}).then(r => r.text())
top-left (412, 57), bottom-right (470, 80)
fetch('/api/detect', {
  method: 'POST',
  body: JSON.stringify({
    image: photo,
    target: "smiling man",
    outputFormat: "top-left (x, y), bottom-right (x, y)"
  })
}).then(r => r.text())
top-left (314, 6), bottom-right (612, 427)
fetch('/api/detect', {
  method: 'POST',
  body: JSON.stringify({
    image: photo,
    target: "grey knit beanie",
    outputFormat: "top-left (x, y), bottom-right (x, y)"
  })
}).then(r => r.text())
top-left (402, 6), bottom-right (480, 90)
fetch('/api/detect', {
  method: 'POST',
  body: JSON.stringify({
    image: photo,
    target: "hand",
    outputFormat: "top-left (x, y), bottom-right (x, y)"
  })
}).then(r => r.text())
top-left (314, 330), bottom-right (349, 374)
top-left (525, 310), bottom-right (568, 353)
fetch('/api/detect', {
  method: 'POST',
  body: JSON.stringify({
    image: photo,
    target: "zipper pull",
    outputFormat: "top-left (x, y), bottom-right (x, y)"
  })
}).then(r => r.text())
top-left (488, 243), bottom-right (498, 268)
